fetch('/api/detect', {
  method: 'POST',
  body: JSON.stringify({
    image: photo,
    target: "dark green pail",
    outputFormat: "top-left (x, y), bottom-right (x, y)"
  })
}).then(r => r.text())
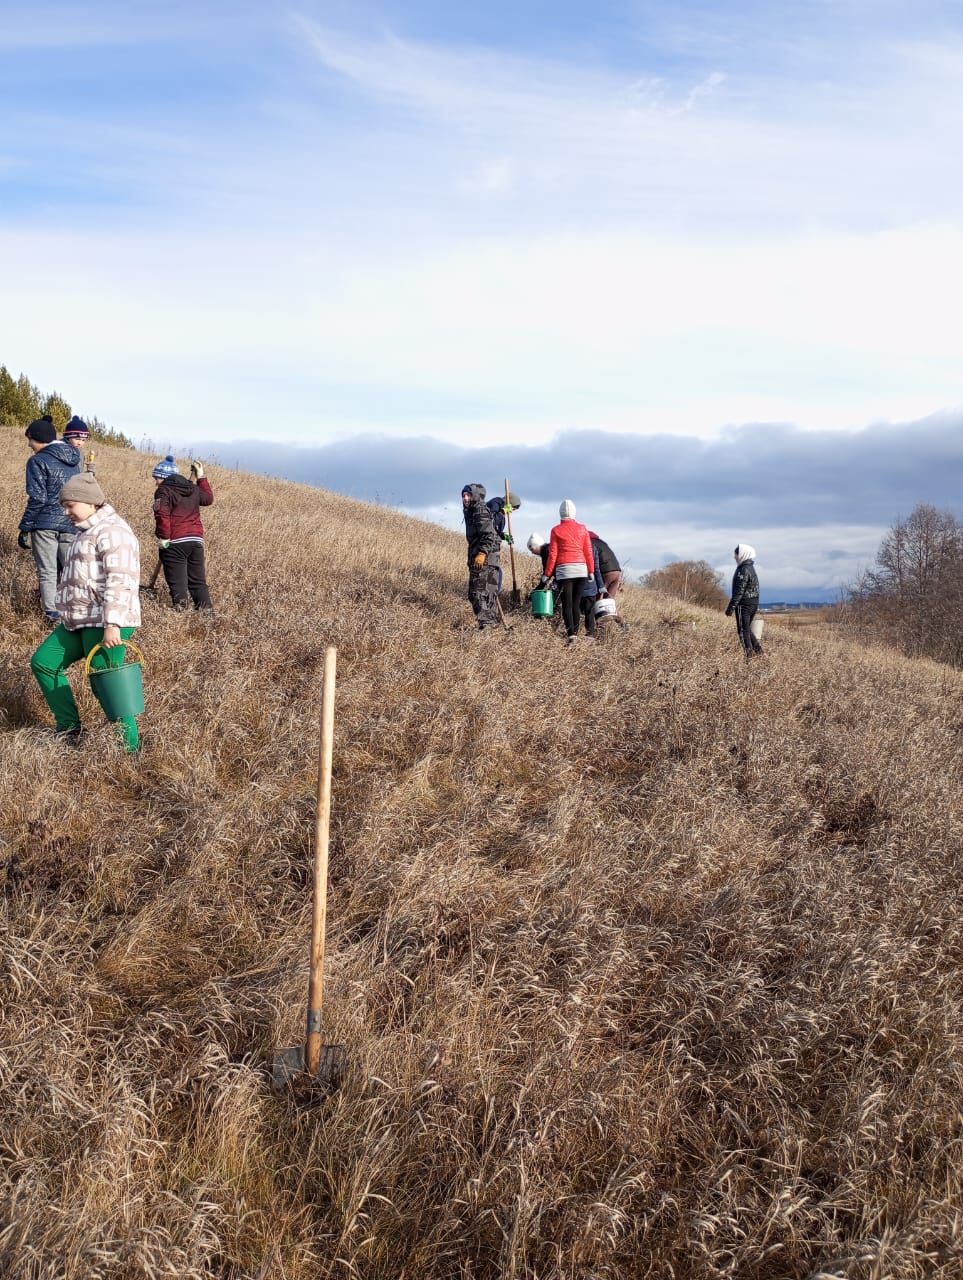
top-left (85, 641), bottom-right (145, 721)
top-left (531, 588), bottom-right (555, 619)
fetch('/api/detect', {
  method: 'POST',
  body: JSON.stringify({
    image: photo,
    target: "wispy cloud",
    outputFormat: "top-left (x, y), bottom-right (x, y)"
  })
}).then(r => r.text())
top-left (2, 3), bottom-right (963, 462)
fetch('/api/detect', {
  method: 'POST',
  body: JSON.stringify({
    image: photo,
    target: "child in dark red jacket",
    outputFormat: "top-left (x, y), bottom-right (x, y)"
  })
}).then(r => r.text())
top-left (152, 455), bottom-right (214, 611)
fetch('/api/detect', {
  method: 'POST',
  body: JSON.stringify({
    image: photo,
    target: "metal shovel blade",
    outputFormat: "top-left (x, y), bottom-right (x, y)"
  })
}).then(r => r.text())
top-left (270, 1042), bottom-right (347, 1093)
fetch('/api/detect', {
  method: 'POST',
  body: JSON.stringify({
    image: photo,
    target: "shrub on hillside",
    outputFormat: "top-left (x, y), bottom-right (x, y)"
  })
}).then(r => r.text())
top-left (643, 558), bottom-right (726, 608)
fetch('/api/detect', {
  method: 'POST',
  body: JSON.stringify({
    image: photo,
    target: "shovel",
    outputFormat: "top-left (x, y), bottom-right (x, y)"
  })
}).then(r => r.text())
top-left (271, 646), bottom-right (346, 1091)
top-left (503, 476), bottom-right (522, 610)
top-left (139, 559), bottom-right (162, 596)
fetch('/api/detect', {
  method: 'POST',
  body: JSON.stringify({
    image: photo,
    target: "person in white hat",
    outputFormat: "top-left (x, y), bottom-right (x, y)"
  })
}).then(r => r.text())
top-left (725, 543), bottom-right (763, 658)
top-left (541, 499), bottom-right (595, 644)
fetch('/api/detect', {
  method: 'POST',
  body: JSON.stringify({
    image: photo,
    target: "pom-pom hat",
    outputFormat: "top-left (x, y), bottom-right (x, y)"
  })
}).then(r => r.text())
top-left (152, 454), bottom-right (179, 479)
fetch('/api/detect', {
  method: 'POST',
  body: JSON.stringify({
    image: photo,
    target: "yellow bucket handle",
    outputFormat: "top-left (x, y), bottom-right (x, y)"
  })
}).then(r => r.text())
top-left (84, 640), bottom-right (145, 678)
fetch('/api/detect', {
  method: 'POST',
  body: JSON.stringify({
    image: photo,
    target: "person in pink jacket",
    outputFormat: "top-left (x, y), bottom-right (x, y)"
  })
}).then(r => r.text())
top-left (541, 499), bottom-right (595, 643)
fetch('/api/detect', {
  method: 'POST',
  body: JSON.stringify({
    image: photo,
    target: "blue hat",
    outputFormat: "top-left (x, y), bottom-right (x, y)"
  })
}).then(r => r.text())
top-left (152, 454), bottom-right (179, 479)
top-left (63, 416), bottom-right (90, 440)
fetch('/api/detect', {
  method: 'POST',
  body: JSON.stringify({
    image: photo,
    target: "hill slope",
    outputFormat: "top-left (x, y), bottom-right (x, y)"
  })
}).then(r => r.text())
top-left (1, 430), bottom-right (962, 1279)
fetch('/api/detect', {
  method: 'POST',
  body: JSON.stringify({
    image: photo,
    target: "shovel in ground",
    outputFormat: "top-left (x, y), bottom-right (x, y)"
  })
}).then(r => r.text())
top-left (139, 559), bottom-right (162, 596)
top-left (503, 476), bottom-right (522, 611)
top-left (271, 646), bottom-right (346, 1092)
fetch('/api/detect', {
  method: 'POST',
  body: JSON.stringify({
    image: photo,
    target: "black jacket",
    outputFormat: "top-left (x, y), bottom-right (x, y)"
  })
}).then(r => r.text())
top-left (590, 535), bottom-right (620, 575)
top-left (729, 560), bottom-right (760, 609)
top-left (463, 485), bottom-right (500, 566)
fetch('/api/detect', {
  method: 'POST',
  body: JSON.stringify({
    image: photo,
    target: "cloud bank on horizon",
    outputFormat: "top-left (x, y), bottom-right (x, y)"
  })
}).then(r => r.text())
top-left (188, 409), bottom-right (963, 598)
top-left (2, 1), bottom-right (963, 591)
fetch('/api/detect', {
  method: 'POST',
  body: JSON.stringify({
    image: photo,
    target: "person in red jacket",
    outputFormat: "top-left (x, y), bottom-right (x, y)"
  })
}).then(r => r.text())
top-left (542, 499), bottom-right (594, 643)
top-left (151, 455), bottom-right (214, 611)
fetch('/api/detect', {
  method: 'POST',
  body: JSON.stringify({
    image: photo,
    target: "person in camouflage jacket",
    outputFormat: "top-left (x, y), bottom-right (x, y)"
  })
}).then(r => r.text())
top-left (462, 484), bottom-right (501, 630)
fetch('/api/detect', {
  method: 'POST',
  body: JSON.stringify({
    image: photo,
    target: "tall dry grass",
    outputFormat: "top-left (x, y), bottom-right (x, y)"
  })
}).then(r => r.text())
top-left (1, 426), bottom-right (962, 1279)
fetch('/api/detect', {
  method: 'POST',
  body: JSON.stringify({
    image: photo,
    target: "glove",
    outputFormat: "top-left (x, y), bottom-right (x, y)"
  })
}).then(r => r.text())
top-left (725, 605), bottom-right (733, 617)
top-left (191, 461), bottom-right (204, 479)
top-left (18, 531), bottom-right (31, 550)
top-left (472, 552), bottom-right (487, 568)
top-left (158, 538), bottom-right (171, 550)
top-left (502, 533), bottom-right (514, 546)
top-left (537, 575), bottom-right (549, 589)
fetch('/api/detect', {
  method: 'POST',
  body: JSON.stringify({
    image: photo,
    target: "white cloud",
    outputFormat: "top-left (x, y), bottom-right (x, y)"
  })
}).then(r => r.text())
top-left (3, 11), bottom-right (963, 448)
top-left (2, 219), bottom-right (962, 446)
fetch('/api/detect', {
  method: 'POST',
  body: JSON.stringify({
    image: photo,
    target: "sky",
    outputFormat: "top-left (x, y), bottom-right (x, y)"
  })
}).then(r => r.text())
top-left (2, 0), bottom-right (963, 597)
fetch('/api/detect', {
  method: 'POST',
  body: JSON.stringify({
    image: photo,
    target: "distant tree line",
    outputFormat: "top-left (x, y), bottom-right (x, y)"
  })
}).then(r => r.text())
top-left (845, 503), bottom-right (963, 667)
top-left (0, 364), bottom-right (133, 448)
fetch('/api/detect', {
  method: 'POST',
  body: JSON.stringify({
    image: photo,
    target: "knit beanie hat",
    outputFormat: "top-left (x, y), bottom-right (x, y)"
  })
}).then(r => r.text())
top-left (25, 419), bottom-right (57, 444)
top-left (60, 471), bottom-right (106, 504)
top-left (63, 416), bottom-right (90, 440)
top-left (734, 543), bottom-right (756, 564)
top-left (506, 491), bottom-right (521, 509)
top-left (527, 533), bottom-right (546, 552)
top-left (462, 483), bottom-right (485, 500)
top-left (152, 454), bottom-right (179, 479)
top-left (559, 498), bottom-right (576, 519)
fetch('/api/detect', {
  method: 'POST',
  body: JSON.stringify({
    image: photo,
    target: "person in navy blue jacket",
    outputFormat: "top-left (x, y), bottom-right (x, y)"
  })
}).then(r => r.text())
top-left (577, 537), bottom-right (606, 640)
top-left (18, 418), bottom-right (81, 623)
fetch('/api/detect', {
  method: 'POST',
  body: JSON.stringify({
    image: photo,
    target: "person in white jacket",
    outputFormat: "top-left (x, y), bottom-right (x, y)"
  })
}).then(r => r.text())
top-left (29, 471), bottom-right (143, 751)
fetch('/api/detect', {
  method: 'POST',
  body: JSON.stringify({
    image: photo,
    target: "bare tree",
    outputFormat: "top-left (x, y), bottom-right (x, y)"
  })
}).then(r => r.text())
top-left (849, 504), bottom-right (963, 664)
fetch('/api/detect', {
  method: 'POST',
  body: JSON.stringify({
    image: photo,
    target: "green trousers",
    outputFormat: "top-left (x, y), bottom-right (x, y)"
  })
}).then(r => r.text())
top-left (31, 624), bottom-right (139, 751)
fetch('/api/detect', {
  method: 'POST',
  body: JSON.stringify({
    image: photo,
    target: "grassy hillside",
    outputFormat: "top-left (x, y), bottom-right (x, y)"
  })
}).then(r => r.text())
top-left (1, 427), bottom-right (962, 1279)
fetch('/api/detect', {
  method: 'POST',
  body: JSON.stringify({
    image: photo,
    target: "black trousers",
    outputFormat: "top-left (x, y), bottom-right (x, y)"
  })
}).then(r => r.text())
top-left (558, 577), bottom-right (587, 636)
top-left (579, 593), bottom-right (598, 636)
top-left (160, 541), bottom-right (213, 610)
top-left (735, 601), bottom-right (762, 655)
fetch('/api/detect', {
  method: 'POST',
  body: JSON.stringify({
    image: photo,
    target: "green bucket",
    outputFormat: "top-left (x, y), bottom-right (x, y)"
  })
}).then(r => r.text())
top-left (531, 588), bottom-right (555, 619)
top-left (85, 641), bottom-right (145, 721)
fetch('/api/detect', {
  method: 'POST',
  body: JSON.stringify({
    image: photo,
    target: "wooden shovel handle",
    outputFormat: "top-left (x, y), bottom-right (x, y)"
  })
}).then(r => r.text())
top-left (306, 646), bottom-right (337, 1075)
top-left (504, 476), bottom-right (518, 593)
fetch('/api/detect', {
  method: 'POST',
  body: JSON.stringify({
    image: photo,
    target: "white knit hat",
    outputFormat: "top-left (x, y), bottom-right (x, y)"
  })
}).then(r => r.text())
top-left (527, 533), bottom-right (546, 552)
top-left (559, 499), bottom-right (576, 519)
top-left (734, 543), bottom-right (756, 564)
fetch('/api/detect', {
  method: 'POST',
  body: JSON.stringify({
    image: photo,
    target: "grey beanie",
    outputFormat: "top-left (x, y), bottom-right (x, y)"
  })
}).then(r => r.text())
top-left (60, 471), bottom-right (106, 505)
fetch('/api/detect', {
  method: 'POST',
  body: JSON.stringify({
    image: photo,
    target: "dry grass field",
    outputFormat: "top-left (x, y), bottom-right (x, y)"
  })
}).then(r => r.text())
top-left (1, 426), bottom-right (962, 1280)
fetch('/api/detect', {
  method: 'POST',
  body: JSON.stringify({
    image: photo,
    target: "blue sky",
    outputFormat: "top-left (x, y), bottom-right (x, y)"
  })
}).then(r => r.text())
top-left (2, 1), bottom-right (963, 594)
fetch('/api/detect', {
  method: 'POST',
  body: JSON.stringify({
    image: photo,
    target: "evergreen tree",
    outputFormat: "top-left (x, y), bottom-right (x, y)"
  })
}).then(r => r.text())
top-left (0, 361), bottom-right (133, 447)
top-left (0, 365), bottom-right (17, 424)
top-left (41, 391), bottom-right (71, 430)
